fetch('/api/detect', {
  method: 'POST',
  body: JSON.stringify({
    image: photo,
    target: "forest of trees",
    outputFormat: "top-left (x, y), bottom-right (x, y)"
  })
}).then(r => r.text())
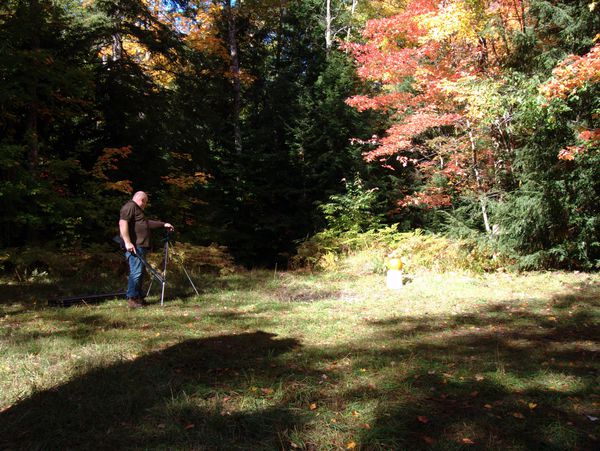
top-left (1, 0), bottom-right (599, 269)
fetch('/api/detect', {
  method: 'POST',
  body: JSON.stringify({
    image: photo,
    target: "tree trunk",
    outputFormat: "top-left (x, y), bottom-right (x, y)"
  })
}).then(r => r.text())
top-left (325, 0), bottom-right (332, 51)
top-left (226, 0), bottom-right (242, 154)
top-left (112, 32), bottom-right (123, 61)
top-left (346, 0), bottom-right (358, 41)
top-left (26, 99), bottom-right (39, 170)
top-left (467, 120), bottom-right (492, 235)
top-left (27, 1), bottom-right (41, 170)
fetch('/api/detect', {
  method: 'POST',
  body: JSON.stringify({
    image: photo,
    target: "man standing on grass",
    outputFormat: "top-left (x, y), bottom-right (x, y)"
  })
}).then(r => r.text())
top-left (119, 191), bottom-right (174, 308)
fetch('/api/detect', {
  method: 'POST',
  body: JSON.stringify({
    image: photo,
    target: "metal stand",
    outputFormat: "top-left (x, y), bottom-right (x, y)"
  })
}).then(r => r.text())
top-left (144, 231), bottom-right (199, 306)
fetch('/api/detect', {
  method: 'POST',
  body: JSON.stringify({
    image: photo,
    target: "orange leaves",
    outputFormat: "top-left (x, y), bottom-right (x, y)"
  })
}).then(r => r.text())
top-left (92, 146), bottom-right (133, 193)
top-left (346, 0), bottom-right (502, 213)
top-left (557, 128), bottom-right (600, 160)
top-left (105, 180), bottom-right (133, 194)
top-left (417, 415), bottom-right (430, 424)
top-left (398, 188), bottom-right (453, 209)
top-left (540, 39), bottom-right (600, 101)
top-left (92, 146), bottom-right (132, 178)
top-left (161, 173), bottom-right (209, 190)
top-left (363, 112), bottom-right (463, 163)
top-left (578, 128), bottom-right (600, 142)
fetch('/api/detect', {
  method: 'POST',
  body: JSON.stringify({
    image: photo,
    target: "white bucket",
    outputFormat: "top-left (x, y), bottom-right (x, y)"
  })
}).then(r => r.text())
top-left (386, 269), bottom-right (403, 289)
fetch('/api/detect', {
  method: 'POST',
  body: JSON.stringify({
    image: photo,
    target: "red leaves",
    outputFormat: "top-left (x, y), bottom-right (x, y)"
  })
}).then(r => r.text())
top-left (540, 39), bottom-right (600, 101)
top-left (346, 0), bottom-right (507, 210)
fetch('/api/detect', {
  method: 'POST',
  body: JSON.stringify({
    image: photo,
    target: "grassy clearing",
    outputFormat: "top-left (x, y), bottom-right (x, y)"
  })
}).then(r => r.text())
top-left (0, 266), bottom-right (599, 450)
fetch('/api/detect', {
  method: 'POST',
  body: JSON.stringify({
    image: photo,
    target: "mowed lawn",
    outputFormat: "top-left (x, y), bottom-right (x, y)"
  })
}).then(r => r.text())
top-left (0, 269), bottom-right (598, 450)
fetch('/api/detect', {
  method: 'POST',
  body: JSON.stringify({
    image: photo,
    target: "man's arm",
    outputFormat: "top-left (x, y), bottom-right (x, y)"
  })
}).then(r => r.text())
top-left (148, 220), bottom-right (175, 232)
top-left (119, 219), bottom-right (136, 253)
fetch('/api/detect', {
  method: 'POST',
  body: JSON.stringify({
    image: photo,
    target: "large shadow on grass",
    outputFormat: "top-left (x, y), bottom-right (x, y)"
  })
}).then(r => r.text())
top-left (327, 283), bottom-right (600, 450)
top-left (0, 331), bottom-right (302, 450)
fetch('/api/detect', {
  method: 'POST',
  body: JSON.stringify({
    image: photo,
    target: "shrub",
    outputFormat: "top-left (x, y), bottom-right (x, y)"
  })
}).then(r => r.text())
top-left (147, 242), bottom-right (236, 276)
top-left (293, 225), bottom-right (509, 273)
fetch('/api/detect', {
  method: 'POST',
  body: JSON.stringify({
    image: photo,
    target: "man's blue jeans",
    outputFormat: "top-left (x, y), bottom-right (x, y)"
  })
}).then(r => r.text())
top-left (125, 246), bottom-right (146, 299)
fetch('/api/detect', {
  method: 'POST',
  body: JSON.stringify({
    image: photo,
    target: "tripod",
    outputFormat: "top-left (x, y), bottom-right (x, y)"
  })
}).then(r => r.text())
top-left (141, 231), bottom-right (199, 306)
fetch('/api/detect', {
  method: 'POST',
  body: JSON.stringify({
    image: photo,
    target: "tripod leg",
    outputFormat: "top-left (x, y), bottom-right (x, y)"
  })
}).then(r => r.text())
top-left (160, 281), bottom-right (166, 306)
top-left (181, 264), bottom-right (200, 296)
top-left (160, 241), bottom-right (169, 306)
top-left (146, 279), bottom-right (153, 298)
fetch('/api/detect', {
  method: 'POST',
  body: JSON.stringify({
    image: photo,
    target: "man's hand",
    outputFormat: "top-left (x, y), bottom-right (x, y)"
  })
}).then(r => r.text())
top-left (164, 223), bottom-right (175, 232)
top-left (125, 241), bottom-right (136, 254)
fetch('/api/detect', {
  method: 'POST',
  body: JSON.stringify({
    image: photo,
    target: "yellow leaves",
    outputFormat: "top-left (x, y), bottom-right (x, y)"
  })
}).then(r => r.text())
top-left (346, 441), bottom-right (357, 449)
top-left (417, 1), bottom-right (483, 45)
top-left (309, 402), bottom-right (318, 410)
top-left (441, 77), bottom-right (504, 121)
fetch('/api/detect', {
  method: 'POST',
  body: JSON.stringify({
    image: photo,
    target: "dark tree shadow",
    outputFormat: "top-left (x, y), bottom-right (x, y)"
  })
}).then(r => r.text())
top-left (0, 331), bottom-right (303, 450)
top-left (331, 285), bottom-right (600, 450)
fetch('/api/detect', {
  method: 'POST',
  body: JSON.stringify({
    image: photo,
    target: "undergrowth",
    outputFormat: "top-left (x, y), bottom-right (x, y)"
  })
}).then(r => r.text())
top-left (293, 225), bottom-right (510, 274)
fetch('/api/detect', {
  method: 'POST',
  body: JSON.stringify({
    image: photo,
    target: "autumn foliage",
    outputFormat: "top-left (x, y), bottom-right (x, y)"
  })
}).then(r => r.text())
top-left (540, 36), bottom-right (600, 160)
top-left (345, 0), bottom-right (521, 209)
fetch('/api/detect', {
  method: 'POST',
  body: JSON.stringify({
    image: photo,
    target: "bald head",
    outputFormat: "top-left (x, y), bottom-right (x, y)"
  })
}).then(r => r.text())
top-left (132, 191), bottom-right (148, 209)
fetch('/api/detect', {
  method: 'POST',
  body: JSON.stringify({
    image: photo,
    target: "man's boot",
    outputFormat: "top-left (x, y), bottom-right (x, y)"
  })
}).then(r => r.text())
top-left (128, 297), bottom-right (143, 309)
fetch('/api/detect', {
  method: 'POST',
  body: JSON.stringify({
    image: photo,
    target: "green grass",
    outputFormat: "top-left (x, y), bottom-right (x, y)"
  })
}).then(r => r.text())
top-left (0, 267), bottom-right (599, 450)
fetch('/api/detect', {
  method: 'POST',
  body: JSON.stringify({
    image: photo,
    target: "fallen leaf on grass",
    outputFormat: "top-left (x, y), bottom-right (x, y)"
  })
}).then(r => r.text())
top-left (157, 423), bottom-right (166, 429)
top-left (352, 410), bottom-right (360, 417)
top-left (513, 412), bottom-right (525, 419)
top-left (475, 375), bottom-right (485, 381)
top-left (261, 388), bottom-right (274, 395)
top-left (417, 415), bottom-right (429, 424)
top-left (309, 403), bottom-right (317, 410)
top-left (362, 423), bottom-right (371, 429)
top-left (484, 404), bottom-right (493, 409)
top-left (420, 435), bottom-right (435, 445)
top-left (528, 403), bottom-right (537, 409)
top-left (184, 423), bottom-right (195, 429)
top-left (462, 438), bottom-right (475, 444)
top-left (346, 441), bottom-right (356, 449)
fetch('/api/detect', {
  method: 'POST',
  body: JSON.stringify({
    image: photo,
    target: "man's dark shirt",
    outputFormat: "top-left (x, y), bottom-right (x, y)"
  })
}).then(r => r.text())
top-left (119, 200), bottom-right (164, 248)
